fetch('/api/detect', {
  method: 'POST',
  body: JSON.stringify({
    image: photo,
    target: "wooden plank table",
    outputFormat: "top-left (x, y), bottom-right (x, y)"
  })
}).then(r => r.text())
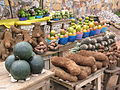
top-left (0, 62), bottom-right (54, 90)
top-left (51, 68), bottom-right (105, 90)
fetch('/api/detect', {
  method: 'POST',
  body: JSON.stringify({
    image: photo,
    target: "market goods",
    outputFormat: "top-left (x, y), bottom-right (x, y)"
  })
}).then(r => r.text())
top-left (10, 60), bottom-right (30, 80)
top-left (28, 55), bottom-right (44, 74)
top-left (11, 26), bottom-right (22, 34)
top-left (0, 41), bottom-right (9, 60)
top-left (66, 53), bottom-right (96, 67)
top-left (51, 67), bottom-right (78, 82)
top-left (5, 55), bottom-right (15, 73)
top-left (22, 30), bottom-right (33, 43)
top-left (3, 30), bottom-right (14, 49)
top-left (91, 65), bottom-right (97, 73)
top-left (51, 56), bottom-right (81, 76)
top-left (77, 70), bottom-right (88, 80)
top-left (13, 42), bottom-right (33, 60)
top-left (48, 40), bottom-right (59, 51)
top-left (34, 42), bottom-right (47, 54)
top-left (79, 66), bottom-right (91, 75)
top-left (78, 50), bottom-right (108, 61)
top-left (32, 22), bottom-right (44, 38)
top-left (96, 61), bottom-right (103, 69)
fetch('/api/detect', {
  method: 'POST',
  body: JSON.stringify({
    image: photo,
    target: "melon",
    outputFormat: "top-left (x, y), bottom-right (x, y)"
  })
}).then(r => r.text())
top-left (29, 55), bottom-right (44, 74)
top-left (5, 55), bottom-right (15, 73)
top-left (81, 38), bottom-right (91, 44)
top-left (10, 60), bottom-right (30, 80)
top-left (13, 42), bottom-right (33, 60)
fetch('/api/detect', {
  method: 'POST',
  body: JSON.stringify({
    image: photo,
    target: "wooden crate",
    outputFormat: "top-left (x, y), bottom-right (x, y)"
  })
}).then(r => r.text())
top-left (51, 68), bottom-right (105, 90)
top-left (0, 62), bottom-right (54, 90)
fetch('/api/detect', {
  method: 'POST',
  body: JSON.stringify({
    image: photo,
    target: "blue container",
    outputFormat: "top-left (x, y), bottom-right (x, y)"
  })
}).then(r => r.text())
top-left (89, 30), bottom-right (96, 36)
top-left (101, 27), bottom-right (108, 33)
top-left (19, 17), bottom-right (28, 21)
top-left (68, 36), bottom-right (76, 42)
top-left (95, 29), bottom-right (101, 35)
top-left (83, 32), bottom-right (90, 38)
top-left (59, 38), bottom-right (68, 45)
top-left (76, 34), bottom-right (83, 40)
top-left (44, 14), bottom-right (50, 17)
top-left (35, 16), bottom-right (43, 19)
top-left (53, 18), bottom-right (60, 21)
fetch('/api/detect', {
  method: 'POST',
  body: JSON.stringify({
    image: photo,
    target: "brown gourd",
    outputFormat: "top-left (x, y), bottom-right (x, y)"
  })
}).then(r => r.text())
top-left (51, 56), bottom-right (81, 76)
top-left (51, 67), bottom-right (78, 82)
top-left (2, 30), bottom-right (14, 49)
top-left (78, 50), bottom-right (108, 61)
top-left (65, 53), bottom-right (96, 67)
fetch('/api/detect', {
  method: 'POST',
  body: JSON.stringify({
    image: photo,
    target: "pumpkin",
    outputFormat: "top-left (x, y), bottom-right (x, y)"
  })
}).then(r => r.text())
top-left (10, 60), bottom-right (30, 80)
top-left (13, 42), bottom-right (33, 60)
top-left (29, 55), bottom-right (44, 74)
top-left (5, 55), bottom-right (15, 73)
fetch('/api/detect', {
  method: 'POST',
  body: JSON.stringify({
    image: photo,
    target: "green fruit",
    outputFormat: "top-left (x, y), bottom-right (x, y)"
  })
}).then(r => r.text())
top-left (109, 33), bottom-right (115, 39)
top-left (90, 39), bottom-right (97, 44)
top-left (96, 37), bottom-right (103, 43)
top-left (81, 38), bottom-right (91, 44)
top-left (10, 60), bottom-right (30, 80)
top-left (13, 42), bottom-right (33, 60)
top-left (85, 17), bottom-right (89, 20)
top-left (103, 35), bottom-right (109, 41)
top-left (88, 44), bottom-right (93, 50)
top-left (79, 44), bottom-right (88, 50)
top-left (29, 55), bottom-right (44, 74)
top-left (5, 55), bottom-right (15, 73)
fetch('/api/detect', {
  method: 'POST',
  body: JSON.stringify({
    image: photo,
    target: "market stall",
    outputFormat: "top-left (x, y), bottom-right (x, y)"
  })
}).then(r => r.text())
top-left (0, 0), bottom-right (120, 90)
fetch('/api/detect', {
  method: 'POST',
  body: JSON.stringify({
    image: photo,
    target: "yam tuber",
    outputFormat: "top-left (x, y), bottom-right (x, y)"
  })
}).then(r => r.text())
top-left (51, 67), bottom-right (78, 82)
top-left (11, 26), bottom-right (22, 34)
top-left (91, 65), bottom-right (97, 73)
top-left (96, 61), bottom-right (103, 69)
top-left (0, 41), bottom-right (10, 60)
top-left (77, 70), bottom-right (88, 80)
top-left (22, 30), bottom-right (33, 43)
top-left (78, 50), bottom-right (108, 61)
top-left (32, 22), bottom-right (44, 38)
top-left (3, 30), bottom-right (14, 49)
top-left (65, 53), bottom-right (96, 67)
top-left (51, 56), bottom-right (81, 76)
top-left (79, 66), bottom-right (91, 75)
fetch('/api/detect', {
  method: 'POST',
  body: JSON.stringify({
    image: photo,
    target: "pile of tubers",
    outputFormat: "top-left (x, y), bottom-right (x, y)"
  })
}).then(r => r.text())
top-left (51, 51), bottom-right (108, 82)
top-left (48, 40), bottom-right (59, 51)
top-left (34, 42), bottom-right (47, 54)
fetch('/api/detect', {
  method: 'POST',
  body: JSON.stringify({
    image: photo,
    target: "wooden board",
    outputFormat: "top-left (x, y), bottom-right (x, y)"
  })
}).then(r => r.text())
top-left (0, 62), bottom-right (54, 90)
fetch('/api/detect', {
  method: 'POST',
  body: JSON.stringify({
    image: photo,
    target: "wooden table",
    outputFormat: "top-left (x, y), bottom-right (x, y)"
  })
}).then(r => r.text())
top-left (51, 68), bottom-right (105, 90)
top-left (103, 67), bottom-right (120, 90)
top-left (0, 62), bottom-right (54, 90)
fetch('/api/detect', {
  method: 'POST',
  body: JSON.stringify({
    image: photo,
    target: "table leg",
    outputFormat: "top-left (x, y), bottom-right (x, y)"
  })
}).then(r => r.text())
top-left (96, 76), bottom-right (101, 90)
top-left (103, 74), bottom-right (111, 90)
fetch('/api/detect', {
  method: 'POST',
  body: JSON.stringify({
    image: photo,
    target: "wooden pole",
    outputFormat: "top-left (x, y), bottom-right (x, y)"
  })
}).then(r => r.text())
top-left (8, 0), bottom-right (13, 18)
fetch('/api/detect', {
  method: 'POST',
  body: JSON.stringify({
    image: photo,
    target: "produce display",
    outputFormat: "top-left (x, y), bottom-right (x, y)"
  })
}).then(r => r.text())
top-left (18, 7), bottom-right (49, 21)
top-left (65, 53), bottom-right (96, 67)
top-left (48, 40), bottom-right (59, 51)
top-left (70, 33), bottom-right (115, 52)
top-left (52, 67), bottom-right (78, 82)
top-left (51, 10), bottom-right (74, 21)
top-left (34, 42), bottom-right (47, 54)
top-left (5, 42), bottom-right (44, 81)
top-left (51, 56), bottom-right (81, 76)
top-left (51, 50), bottom-right (109, 82)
